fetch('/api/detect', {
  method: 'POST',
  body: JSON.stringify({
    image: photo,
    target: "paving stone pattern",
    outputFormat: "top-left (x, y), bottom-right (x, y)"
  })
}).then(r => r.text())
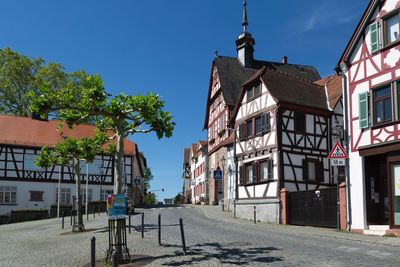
top-left (0, 205), bottom-right (400, 266)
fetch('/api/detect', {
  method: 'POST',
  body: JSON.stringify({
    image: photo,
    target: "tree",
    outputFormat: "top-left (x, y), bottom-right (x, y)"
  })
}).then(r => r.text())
top-left (31, 71), bottom-right (174, 262)
top-left (31, 72), bottom-right (175, 195)
top-left (143, 167), bottom-right (153, 194)
top-left (35, 129), bottom-right (109, 232)
top-left (174, 193), bottom-right (182, 204)
top-left (0, 48), bottom-right (67, 117)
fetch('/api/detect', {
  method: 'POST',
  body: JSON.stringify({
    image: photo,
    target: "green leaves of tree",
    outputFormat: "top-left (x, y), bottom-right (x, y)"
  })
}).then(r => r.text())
top-left (0, 48), bottom-right (67, 117)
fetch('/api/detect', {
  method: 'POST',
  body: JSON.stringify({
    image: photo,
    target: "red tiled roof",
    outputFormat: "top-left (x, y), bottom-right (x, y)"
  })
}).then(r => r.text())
top-left (0, 114), bottom-right (136, 155)
top-left (314, 75), bottom-right (342, 110)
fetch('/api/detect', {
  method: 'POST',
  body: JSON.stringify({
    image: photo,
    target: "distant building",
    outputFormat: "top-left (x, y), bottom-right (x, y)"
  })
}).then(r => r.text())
top-left (182, 147), bottom-right (191, 203)
top-left (190, 141), bottom-right (208, 204)
top-left (0, 114), bottom-right (143, 215)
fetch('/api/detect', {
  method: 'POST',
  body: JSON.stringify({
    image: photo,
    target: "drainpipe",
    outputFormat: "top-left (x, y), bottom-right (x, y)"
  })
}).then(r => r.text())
top-left (339, 63), bottom-right (352, 231)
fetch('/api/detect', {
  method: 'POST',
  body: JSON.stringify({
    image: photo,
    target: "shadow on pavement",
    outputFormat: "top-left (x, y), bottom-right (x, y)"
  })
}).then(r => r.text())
top-left (153, 242), bottom-right (283, 266)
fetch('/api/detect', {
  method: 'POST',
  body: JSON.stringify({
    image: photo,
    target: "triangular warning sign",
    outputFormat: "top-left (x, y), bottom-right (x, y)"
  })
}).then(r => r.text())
top-left (328, 142), bottom-right (348, 159)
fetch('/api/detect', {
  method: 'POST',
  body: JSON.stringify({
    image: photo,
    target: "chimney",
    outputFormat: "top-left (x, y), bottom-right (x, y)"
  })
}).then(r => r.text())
top-left (282, 56), bottom-right (288, 64)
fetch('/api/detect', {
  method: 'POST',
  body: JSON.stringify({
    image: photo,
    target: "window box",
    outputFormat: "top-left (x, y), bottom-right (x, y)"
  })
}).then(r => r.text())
top-left (218, 129), bottom-right (225, 137)
top-left (209, 138), bottom-right (215, 145)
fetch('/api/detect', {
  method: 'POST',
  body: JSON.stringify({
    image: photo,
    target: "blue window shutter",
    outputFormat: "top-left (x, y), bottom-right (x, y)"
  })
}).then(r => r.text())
top-left (370, 22), bottom-right (379, 53)
top-left (359, 92), bottom-right (369, 129)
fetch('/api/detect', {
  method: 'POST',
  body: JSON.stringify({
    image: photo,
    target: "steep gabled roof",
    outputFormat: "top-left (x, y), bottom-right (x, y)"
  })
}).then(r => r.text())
top-left (0, 114), bottom-right (136, 155)
top-left (337, 0), bottom-right (379, 68)
top-left (230, 67), bottom-right (329, 124)
top-left (314, 75), bottom-right (342, 110)
top-left (204, 56), bottom-right (321, 129)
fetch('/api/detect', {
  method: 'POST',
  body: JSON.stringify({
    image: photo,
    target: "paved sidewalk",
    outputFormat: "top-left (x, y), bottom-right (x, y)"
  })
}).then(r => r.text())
top-left (198, 204), bottom-right (400, 247)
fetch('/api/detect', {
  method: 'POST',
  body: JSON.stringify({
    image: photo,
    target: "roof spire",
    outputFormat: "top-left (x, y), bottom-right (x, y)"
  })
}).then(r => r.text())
top-left (242, 0), bottom-right (248, 32)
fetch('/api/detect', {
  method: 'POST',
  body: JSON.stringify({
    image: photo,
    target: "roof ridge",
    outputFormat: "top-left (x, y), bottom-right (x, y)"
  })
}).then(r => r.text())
top-left (266, 67), bottom-right (324, 88)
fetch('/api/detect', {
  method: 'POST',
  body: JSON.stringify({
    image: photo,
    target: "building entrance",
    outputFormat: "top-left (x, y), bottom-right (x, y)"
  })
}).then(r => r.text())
top-left (364, 155), bottom-right (389, 225)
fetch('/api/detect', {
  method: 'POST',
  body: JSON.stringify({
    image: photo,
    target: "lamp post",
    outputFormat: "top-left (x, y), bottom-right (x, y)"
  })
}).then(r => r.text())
top-left (85, 161), bottom-right (89, 219)
top-left (331, 121), bottom-right (344, 231)
top-left (221, 156), bottom-right (226, 210)
top-left (57, 165), bottom-right (62, 218)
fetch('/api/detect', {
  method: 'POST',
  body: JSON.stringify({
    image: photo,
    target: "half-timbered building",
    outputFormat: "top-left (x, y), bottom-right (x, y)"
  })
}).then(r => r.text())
top-left (182, 147), bottom-right (191, 203)
top-left (337, 0), bottom-right (400, 234)
top-left (204, 0), bottom-right (321, 206)
top-left (0, 115), bottom-right (141, 215)
top-left (190, 141), bottom-right (208, 204)
top-left (230, 66), bottom-right (341, 223)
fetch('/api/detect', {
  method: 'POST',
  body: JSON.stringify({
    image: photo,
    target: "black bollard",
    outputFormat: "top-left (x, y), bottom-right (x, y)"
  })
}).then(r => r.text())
top-left (112, 250), bottom-right (118, 267)
top-left (70, 209), bottom-right (73, 226)
top-left (141, 212), bottom-right (144, 238)
top-left (62, 212), bottom-right (65, 229)
top-left (128, 212), bottom-right (131, 234)
top-left (179, 218), bottom-right (187, 255)
top-left (87, 207), bottom-right (89, 221)
top-left (98, 206), bottom-right (100, 216)
top-left (158, 214), bottom-right (161, 245)
top-left (253, 206), bottom-right (256, 224)
top-left (90, 236), bottom-right (96, 267)
top-left (93, 207), bottom-right (95, 218)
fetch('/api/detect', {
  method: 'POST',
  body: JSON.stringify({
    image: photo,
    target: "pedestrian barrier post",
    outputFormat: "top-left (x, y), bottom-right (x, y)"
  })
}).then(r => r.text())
top-left (91, 236), bottom-right (96, 267)
top-left (158, 214), bottom-right (161, 245)
top-left (141, 212), bottom-right (144, 238)
top-left (62, 212), bottom-right (64, 229)
top-left (253, 206), bottom-right (256, 224)
top-left (179, 218), bottom-right (187, 255)
top-left (112, 251), bottom-right (118, 267)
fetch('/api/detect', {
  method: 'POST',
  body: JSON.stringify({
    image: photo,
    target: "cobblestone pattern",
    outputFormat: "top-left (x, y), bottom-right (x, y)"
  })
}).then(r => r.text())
top-left (0, 205), bottom-right (400, 266)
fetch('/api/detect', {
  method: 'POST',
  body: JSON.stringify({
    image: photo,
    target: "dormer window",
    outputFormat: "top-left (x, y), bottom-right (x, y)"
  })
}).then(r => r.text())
top-left (384, 11), bottom-right (400, 46)
top-left (246, 84), bottom-right (262, 101)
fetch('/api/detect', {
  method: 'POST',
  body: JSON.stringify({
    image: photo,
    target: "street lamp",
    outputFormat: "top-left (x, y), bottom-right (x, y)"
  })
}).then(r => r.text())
top-left (79, 159), bottom-right (89, 220)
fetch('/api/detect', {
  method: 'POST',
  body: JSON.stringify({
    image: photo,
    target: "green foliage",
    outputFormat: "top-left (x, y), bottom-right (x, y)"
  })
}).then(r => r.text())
top-left (30, 71), bottom-right (175, 194)
top-left (35, 129), bottom-right (109, 168)
top-left (174, 193), bottom-right (182, 204)
top-left (143, 167), bottom-right (153, 191)
top-left (143, 193), bottom-right (156, 205)
top-left (0, 48), bottom-right (67, 117)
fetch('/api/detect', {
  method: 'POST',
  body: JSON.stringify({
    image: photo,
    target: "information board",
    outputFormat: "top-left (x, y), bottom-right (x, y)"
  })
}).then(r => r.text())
top-left (107, 194), bottom-right (127, 219)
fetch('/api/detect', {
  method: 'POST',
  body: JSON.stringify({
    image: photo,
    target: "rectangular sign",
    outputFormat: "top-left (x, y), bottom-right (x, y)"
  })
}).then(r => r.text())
top-left (330, 158), bottom-right (345, 166)
top-left (134, 178), bottom-right (141, 186)
top-left (107, 194), bottom-right (126, 219)
top-left (214, 170), bottom-right (223, 180)
top-left (394, 166), bottom-right (400, 197)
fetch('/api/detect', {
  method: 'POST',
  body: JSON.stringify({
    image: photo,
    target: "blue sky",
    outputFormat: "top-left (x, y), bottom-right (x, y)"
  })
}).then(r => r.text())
top-left (1, 0), bottom-right (368, 200)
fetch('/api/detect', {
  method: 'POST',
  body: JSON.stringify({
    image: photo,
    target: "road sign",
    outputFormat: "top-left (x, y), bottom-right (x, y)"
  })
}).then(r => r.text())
top-left (330, 158), bottom-right (345, 166)
top-left (134, 178), bottom-right (141, 186)
top-left (328, 142), bottom-right (348, 159)
top-left (214, 170), bottom-right (223, 180)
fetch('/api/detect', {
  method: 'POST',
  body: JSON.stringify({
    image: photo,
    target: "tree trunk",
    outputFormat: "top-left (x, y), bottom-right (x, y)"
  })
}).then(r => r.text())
top-left (114, 131), bottom-right (125, 194)
top-left (73, 158), bottom-right (85, 232)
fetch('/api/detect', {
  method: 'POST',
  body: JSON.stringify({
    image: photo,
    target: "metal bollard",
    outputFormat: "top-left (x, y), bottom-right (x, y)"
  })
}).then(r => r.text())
top-left (112, 250), bottom-right (118, 267)
top-left (128, 212), bottom-right (131, 234)
top-left (179, 218), bottom-right (187, 255)
top-left (93, 208), bottom-right (95, 218)
top-left (98, 206), bottom-right (100, 216)
top-left (70, 210), bottom-right (73, 226)
top-left (158, 214), bottom-right (161, 245)
top-left (141, 212), bottom-right (144, 238)
top-left (90, 236), bottom-right (96, 267)
top-left (253, 206), bottom-right (256, 224)
top-left (62, 212), bottom-right (65, 229)
top-left (87, 208), bottom-right (89, 221)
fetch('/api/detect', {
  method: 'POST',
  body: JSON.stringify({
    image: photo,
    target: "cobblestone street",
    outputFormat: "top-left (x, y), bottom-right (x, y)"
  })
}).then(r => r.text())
top-left (1, 205), bottom-right (400, 266)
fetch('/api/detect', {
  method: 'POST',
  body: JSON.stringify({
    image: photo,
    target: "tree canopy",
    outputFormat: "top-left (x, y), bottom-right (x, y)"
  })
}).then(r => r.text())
top-left (31, 71), bottom-right (175, 194)
top-left (0, 48), bottom-right (67, 117)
